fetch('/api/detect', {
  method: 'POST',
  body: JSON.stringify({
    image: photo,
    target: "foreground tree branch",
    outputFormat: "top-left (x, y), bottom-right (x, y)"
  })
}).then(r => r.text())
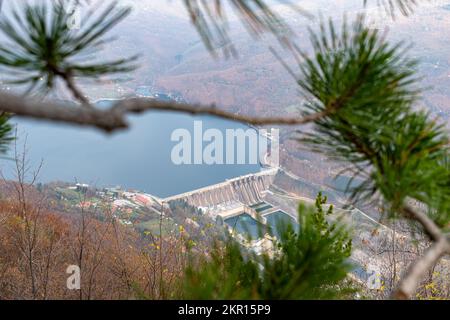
top-left (57, 71), bottom-right (92, 108)
top-left (402, 205), bottom-right (446, 242)
top-left (0, 92), bottom-right (327, 132)
top-left (392, 204), bottom-right (450, 299)
top-left (392, 238), bottom-right (450, 299)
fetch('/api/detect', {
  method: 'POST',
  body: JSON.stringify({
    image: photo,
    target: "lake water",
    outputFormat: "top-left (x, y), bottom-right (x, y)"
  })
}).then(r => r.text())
top-left (6, 101), bottom-right (262, 198)
top-left (225, 214), bottom-right (266, 240)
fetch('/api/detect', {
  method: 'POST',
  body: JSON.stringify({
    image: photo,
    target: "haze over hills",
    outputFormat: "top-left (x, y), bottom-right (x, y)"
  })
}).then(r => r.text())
top-left (39, 0), bottom-right (450, 125)
top-left (127, 0), bottom-right (450, 193)
top-left (4, 0), bottom-right (450, 201)
top-left (0, 1), bottom-right (449, 301)
top-left (5, 0), bottom-right (450, 121)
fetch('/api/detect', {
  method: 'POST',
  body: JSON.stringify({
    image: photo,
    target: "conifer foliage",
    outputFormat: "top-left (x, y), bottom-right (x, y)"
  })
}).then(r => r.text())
top-left (0, 0), bottom-right (448, 299)
top-left (0, 1), bottom-right (136, 102)
top-left (182, 193), bottom-right (354, 300)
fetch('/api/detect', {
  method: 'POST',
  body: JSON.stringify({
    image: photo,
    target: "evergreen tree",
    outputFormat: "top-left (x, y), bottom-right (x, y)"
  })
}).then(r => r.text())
top-left (0, 0), bottom-right (447, 299)
top-left (0, 1), bottom-right (136, 104)
top-left (182, 193), bottom-right (354, 300)
top-left (0, 113), bottom-right (12, 155)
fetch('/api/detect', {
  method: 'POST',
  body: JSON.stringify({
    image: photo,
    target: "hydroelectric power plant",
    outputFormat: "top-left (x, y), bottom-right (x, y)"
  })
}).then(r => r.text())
top-left (163, 168), bottom-right (278, 208)
top-left (162, 168), bottom-right (299, 255)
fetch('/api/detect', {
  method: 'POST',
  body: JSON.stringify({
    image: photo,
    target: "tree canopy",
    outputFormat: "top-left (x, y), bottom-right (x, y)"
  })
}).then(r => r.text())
top-left (0, 0), bottom-right (448, 300)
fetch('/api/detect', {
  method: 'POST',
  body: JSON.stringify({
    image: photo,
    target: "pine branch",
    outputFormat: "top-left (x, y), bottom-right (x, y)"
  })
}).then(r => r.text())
top-left (183, 0), bottom-right (307, 57)
top-left (0, 92), bottom-right (328, 132)
top-left (393, 238), bottom-right (450, 299)
top-left (391, 204), bottom-right (450, 299)
top-left (185, 0), bottom-right (422, 56)
top-left (402, 205), bottom-right (445, 242)
top-left (0, 1), bottom-right (136, 97)
top-left (55, 70), bottom-right (92, 107)
top-left (117, 98), bottom-right (331, 126)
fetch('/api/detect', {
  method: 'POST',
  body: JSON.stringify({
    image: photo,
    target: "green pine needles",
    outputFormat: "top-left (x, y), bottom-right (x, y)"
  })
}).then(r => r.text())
top-left (182, 193), bottom-right (354, 300)
top-left (298, 17), bottom-right (450, 226)
top-left (0, 1), bottom-right (136, 99)
top-left (0, 113), bottom-right (13, 155)
top-left (0, 1), bottom-right (447, 299)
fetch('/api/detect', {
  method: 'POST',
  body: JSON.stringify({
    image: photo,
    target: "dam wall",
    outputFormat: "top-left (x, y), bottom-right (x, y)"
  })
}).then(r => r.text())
top-left (164, 168), bottom-right (278, 208)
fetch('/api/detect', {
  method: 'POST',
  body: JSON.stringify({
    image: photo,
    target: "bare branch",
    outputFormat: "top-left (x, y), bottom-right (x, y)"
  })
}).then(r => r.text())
top-left (115, 98), bottom-right (329, 126)
top-left (57, 71), bottom-right (92, 108)
top-left (0, 92), bottom-right (328, 133)
top-left (392, 203), bottom-right (450, 299)
top-left (392, 238), bottom-right (450, 300)
top-left (0, 92), bottom-right (127, 132)
top-left (402, 205), bottom-right (445, 242)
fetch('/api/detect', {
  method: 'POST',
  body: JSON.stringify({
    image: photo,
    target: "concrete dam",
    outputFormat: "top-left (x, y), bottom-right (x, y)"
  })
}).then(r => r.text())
top-left (164, 168), bottom-right (278, 208)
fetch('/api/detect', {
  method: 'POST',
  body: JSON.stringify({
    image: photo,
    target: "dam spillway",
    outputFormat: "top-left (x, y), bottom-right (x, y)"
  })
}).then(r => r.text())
top-left (163, 168), bottom-right (278, 208)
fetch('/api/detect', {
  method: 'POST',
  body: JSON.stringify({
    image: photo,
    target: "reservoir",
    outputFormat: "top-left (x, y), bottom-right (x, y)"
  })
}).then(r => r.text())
top-left (6, 100), bottom-right (263, 198)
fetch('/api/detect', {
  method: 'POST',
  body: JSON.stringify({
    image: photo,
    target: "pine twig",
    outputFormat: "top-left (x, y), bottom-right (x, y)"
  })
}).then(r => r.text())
top-left (392, 204), bottom-right (450, 299)
top-left (0, 92), bottom-right (329, 133)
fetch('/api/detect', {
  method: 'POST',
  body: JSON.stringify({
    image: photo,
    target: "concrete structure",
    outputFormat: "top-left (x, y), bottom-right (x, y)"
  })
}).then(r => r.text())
top-left (163, 168), bottom-right (278, 208)
top-left (162, 168), bottom-right (286, 256)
